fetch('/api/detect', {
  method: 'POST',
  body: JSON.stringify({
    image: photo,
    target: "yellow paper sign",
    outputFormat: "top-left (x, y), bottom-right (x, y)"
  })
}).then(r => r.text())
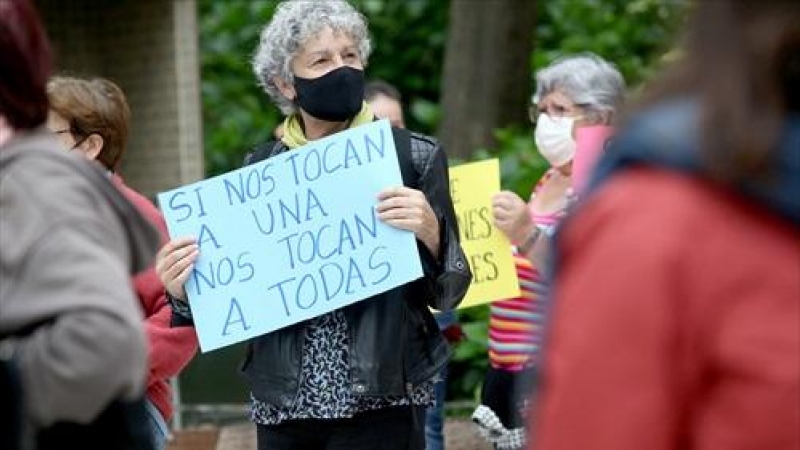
top-left (449, 159), bottom-right (520, 309)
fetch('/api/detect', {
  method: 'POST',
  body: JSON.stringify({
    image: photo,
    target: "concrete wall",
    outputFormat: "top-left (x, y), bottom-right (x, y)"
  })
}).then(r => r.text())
top-left (37, 0), bottom-right (204, 198)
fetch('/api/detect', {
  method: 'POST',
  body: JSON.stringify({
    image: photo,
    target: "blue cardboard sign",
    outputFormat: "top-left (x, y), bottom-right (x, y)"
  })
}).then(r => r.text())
top-left (157, 120), bottom-right (423, 352)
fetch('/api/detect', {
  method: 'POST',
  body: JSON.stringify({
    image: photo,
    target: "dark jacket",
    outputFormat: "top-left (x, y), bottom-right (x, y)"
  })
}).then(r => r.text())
top-left (175, 129), bottom-right (471, 407)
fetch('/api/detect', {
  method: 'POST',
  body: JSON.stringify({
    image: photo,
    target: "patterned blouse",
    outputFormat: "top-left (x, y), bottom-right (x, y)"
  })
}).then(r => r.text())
top-left (250, 310), bottom-right (436, 425)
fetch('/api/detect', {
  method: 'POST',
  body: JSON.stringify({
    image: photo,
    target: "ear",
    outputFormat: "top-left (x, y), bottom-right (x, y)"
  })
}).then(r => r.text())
top-left (273, 76), bottom-right (296, 102)
top-left (79, 133), bottom-right (104, 161)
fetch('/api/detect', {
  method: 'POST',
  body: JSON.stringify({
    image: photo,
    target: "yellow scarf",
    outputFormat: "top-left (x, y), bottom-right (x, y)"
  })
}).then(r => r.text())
top-left (280, 102), bottom-right (375, 149)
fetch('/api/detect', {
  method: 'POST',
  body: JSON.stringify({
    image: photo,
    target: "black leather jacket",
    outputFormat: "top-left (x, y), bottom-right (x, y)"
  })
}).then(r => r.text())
top-left (173, 129), bottom-right (472, 408)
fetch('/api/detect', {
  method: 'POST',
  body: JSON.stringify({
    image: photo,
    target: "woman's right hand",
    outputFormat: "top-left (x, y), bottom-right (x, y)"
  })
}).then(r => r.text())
top-left (155, 236), bottom-right (199, 301)
top-left (491, 191), bottom-right (535, 244)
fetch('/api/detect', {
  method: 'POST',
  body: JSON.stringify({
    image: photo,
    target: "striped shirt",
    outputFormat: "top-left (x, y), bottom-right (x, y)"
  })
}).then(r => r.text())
top-left (488, 169), bottom-right (565, 371)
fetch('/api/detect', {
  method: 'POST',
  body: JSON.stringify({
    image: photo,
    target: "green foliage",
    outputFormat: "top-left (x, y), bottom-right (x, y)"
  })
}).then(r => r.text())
top-left (448, 305), bottom-right (490, 403)
top-left (199, 0), bottom-right (281, 176)
top-left (200, 0), bottom-right (686, 177)
top-left (534, 0), bottom-right (687, 88)
top-left (351, 0), bottom-right (449, 133)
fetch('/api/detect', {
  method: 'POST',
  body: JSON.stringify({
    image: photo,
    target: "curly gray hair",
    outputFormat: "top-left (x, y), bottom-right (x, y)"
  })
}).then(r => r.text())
top-left (252, 0), bottom-right (372, 115)
top-left (533, 53), bottom-right (626, 123)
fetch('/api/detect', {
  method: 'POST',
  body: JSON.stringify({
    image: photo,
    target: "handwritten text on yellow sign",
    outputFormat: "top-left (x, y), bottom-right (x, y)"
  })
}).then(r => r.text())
top-left (449, 159), bottom-right (520, 309)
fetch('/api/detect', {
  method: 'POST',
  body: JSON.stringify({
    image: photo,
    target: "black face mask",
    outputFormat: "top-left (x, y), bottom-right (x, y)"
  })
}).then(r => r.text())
top-left (293, 66), bottom-right (365, 122)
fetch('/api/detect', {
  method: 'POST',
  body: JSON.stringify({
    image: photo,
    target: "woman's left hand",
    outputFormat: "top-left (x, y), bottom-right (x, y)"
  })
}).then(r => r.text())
top-left (377, 186), bottom-right (440, 259)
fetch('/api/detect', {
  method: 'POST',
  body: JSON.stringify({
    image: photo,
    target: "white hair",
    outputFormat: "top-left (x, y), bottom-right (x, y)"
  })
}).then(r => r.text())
top-left (252, 0), bottom-right (372, 115)
top-left (534, 53), bottom-right (626, 120)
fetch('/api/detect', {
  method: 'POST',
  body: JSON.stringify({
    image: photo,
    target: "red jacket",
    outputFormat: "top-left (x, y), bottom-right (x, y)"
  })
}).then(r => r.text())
top-left (531, 168), bottom-right (800, 450)
top-left (114, 176), bottom-right (198, 422)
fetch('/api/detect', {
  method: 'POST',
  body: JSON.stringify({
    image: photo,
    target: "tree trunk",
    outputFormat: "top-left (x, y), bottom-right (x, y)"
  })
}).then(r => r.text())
top-left (438, 0), bottom-right (536, 160)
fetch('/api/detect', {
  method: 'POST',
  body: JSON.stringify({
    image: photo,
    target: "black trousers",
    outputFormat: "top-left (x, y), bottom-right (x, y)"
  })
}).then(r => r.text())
top-left (256, 405), bottom-right (426, 450)
top-left (480, 366), bottom-right (538, 429)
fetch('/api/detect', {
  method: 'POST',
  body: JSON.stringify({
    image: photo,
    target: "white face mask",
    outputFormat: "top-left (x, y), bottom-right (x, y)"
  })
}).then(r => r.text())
top-left (534, 113), bottom-right (576, 167)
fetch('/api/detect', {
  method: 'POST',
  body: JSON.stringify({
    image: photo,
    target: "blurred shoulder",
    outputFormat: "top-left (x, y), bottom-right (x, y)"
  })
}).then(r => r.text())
top-left (1, 132), bottom-right (107, 217)
top-left (570, 166), bottom-right (792, 254)
top-left (0, 132), bottom-right (122, 266)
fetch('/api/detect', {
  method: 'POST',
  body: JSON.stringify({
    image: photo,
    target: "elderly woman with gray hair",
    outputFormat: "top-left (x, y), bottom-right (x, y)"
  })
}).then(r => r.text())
top-left (154, 1), bottom-right (470, 449)
top-left (472, 53), bottom-right (625, 450)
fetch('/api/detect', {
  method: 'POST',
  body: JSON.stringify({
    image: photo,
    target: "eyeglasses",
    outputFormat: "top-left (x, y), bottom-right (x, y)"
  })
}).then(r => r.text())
top-left (50, 128), bottom-right (93, 151)
top-left (528, 104), bottom-right (587, 125)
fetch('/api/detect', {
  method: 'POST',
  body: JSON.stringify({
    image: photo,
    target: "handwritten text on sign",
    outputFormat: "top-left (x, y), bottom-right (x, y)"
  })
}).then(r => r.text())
top-left (157, 120), bottom-right (422, 352)
top-left (449, 159), bottom-right (520, 308)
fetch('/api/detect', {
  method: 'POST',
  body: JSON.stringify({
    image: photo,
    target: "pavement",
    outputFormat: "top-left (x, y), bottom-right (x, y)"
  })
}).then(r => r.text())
top-left (167, 418), bottom-right (492, 450)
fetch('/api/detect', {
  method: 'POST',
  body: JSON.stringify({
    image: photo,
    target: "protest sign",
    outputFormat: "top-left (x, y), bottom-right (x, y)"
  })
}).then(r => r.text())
top-left (448, 159), bottom-right (520, 308)
top-left (158, 120), bottom-right (422, 352)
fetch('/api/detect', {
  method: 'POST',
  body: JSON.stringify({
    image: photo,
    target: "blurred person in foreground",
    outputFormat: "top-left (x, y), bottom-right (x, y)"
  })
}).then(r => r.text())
top-left (0, 0), bottom-right (160, 448)
top-left (530, 1), bottom-right (800, 449)
top-left (473, 53), bottom-right (625, 450)
top-left (366, 78), bottom-right (466, 450)
top-left (46, 76), bottom-right (199, 450)
top-left (155, 1), bottom-right (471, 449)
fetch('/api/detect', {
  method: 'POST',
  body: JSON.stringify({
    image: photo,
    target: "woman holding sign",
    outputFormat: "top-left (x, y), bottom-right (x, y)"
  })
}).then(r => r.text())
top-left (155, 1), bottom-right (471, 449)
top-left (472, 53), bottom-right (625, 450)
